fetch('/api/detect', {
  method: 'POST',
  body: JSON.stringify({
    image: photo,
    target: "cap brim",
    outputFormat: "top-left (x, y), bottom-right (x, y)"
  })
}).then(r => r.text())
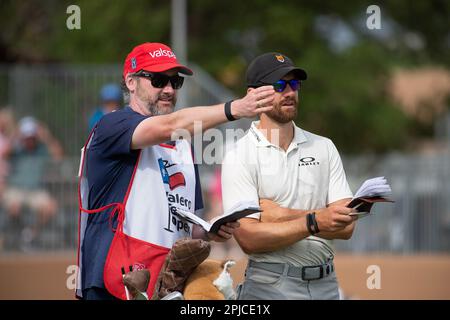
top-left (260, 66), bottom-right (307, 84)
top-left (141, 62), bottom-right (193, 76)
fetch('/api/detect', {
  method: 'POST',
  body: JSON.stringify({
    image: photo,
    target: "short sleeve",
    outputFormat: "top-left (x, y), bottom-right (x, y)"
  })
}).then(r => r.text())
top-left (89, 109), bottom-right (148, 158)
top-left (327, 139), bottom-right (353, 204)
top-left (221, 146), bottom-right (260, 220)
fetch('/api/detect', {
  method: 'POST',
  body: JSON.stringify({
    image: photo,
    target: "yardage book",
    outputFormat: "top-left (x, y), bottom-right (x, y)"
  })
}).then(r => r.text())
top-left (175, 201), bottom-right (261, 234)
top-left (347, 176), bottom-right (394, 217)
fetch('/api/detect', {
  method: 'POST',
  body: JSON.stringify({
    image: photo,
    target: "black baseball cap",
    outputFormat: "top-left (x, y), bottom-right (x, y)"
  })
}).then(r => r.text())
top-left (246, 52), bottom-right (307, 87)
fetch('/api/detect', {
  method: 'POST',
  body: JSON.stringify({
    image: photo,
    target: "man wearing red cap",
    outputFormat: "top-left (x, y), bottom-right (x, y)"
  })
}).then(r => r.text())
top-left (76, 43), bottom-right (274, 300)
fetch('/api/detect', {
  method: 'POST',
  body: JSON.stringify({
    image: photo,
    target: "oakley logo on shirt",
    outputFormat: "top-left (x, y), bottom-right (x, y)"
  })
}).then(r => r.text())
top-left (299, 156), bottom-right (320, 166)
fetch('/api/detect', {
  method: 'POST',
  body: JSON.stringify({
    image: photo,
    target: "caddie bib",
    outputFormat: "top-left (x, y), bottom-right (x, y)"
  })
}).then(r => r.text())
top-left (76, 129), bottom-right (197, 300)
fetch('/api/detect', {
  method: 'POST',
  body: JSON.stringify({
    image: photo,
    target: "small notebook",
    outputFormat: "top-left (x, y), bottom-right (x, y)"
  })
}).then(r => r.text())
top-left (175, 201), bottom-right (261, 234)
top-left (347, 177), bottom-right (394, 216)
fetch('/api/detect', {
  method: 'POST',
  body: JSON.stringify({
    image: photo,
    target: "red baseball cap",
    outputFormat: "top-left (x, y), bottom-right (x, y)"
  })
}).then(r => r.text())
top-left (123, 42), bottom-right (193, 79)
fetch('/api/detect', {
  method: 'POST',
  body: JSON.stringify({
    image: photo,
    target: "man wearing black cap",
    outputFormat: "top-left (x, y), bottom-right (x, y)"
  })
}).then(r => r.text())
top-left (221, 52), bottom-right (357, 300)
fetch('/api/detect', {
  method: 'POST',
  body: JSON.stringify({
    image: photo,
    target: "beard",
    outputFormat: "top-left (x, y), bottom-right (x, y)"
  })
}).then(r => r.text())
top-left (135, 79), bottom-right (177, 116)
top-left (265, 96), bottom-right (298, 123)
top-left (148, 94), bottom-right (177, 116)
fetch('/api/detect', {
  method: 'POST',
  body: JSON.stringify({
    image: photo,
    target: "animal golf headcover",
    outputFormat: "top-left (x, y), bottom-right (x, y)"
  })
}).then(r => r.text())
top-left (152, 238), bottom-right (211, 300)
top-left (183, 259), bottom-right (237, 300)
top-left (122, 269), bottom-right (150, 300)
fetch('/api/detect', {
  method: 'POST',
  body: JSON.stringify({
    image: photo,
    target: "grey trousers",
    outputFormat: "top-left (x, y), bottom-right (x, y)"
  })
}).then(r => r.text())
top-left (237, 263), bottom-right (340, 300)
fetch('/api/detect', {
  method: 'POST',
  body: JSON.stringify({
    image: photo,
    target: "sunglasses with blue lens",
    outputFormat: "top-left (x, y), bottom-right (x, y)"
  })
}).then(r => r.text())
top-left (272, 79), bottom-right (301, 92)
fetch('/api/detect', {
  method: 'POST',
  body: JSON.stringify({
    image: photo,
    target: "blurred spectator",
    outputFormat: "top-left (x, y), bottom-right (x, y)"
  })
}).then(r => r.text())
top-left (0, 108), bottom-right (15, 193)
top-left (88, 83), bottom-right (123, 131)
top-left (0, 108), bottom-right (15, 250)
top-left (2, 116), bottom-right (63, 250)
top-left (204, 168), bottom-right (245, 261)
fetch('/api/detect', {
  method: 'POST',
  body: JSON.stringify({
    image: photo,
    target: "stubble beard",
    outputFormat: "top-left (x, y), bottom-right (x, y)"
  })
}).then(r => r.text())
top-left (148, 99), bottom-right (176, 116)
top-left (266, 96), bottom-right (298, 124)
top-left (135, 80), bottom-right (177, 116)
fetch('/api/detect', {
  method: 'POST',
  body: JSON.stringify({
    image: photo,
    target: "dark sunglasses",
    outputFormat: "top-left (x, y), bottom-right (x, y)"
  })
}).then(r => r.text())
top-left (272, 79), bottom-right (301, 92)
top-left (134, 70), bottom-right (184, 89)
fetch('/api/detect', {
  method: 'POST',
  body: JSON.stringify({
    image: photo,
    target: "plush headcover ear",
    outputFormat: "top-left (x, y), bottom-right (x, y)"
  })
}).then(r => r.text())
top-left (184, 259), bottom-right (226, 300)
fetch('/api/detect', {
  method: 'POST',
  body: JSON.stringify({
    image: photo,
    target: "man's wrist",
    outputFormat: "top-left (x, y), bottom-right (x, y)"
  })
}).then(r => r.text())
top-left (229, 99), bottom-right (243, 120)
top-left (192, 225), bottom-right (210, 241)
top-left (204, 231), bottom-right (212, 241)
top-left (311, 212), bottom-right (320, 233)
top-left (306, 212), bottom-right (320, 235)
top-left (224, 100), bottom-right (237, 121)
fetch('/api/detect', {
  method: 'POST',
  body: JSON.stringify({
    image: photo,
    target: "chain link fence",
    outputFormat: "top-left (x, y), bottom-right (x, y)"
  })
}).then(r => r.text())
top-left (0, 64), bottom-right (448, 253)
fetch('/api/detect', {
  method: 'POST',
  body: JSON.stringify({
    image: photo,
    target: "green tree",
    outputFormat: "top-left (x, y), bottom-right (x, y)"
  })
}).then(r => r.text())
top-left (0, 0), bottom-right (448, 154)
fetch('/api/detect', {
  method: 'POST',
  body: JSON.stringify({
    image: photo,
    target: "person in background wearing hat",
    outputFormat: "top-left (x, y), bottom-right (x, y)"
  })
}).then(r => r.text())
top-left (2, 116), bottom-right (63, 250)
top-left (77, 42), bottom-right (275, 300)
top-left (88, 83), bottom-right (123, 131)
top-left (221, 52), bottom-right (357, 300)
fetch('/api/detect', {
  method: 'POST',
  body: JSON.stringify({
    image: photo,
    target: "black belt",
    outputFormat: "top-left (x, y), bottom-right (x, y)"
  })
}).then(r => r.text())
top-left (248, 260), bottom-right (335, 281)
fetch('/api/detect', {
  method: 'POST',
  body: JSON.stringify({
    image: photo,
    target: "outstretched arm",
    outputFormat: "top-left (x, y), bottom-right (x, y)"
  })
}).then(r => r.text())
top-left (132, 86), bottom-right (275, 149)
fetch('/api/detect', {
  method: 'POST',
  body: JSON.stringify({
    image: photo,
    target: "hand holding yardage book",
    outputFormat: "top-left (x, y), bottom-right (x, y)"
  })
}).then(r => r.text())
top-left (175, 201), bottom-right (261, 234)
top-left (347, 177), bottom-right (394, 217)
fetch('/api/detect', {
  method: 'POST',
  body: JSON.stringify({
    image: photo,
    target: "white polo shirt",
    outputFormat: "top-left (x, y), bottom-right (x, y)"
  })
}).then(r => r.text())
top-left (221, 121), bottom-right (353, 266)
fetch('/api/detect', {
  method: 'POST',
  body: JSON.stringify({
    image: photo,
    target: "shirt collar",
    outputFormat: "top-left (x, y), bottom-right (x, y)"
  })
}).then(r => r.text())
top-left (293, 123), bottom-right (308, 145)
top-left (249, 121), bottom-right (271, 147)
top-left (249, 121), bottom-right (308, 148)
